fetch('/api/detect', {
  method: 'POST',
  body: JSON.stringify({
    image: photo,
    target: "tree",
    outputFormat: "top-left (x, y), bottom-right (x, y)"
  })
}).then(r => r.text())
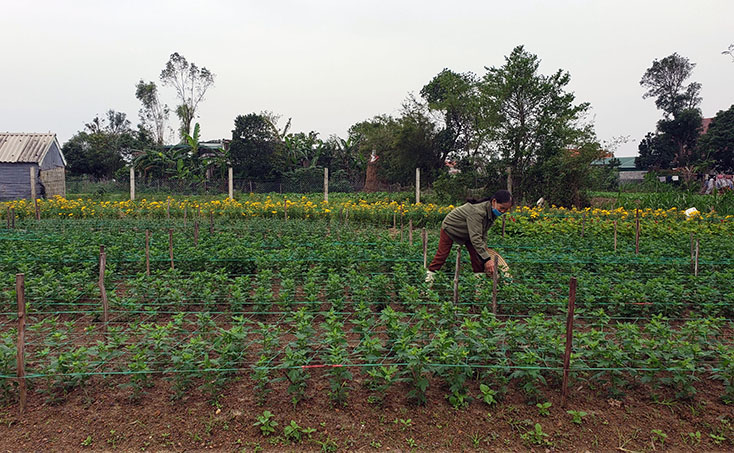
top-left (479, 45), bottom-right (595, 202)
top-left (135, 80), bottom-right (170, 145)
top-left (160, 52), bottom-right (215, 139)
top-left (64, 110), bottom-right (152, 178)
top-left (723, 44), bottom-right (734, 62)
top-left (640, 53), bottom-right (701, 118)
top-left (229, 113), bottom-right (281, 179)
top-left (420, 69), bottom-right (482, 162)
top-left (698, 105), bottom-right (734, 172)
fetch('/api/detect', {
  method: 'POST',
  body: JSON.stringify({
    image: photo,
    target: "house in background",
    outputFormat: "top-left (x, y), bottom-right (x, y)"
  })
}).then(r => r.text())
top-left (0, 133), bottom-right (66, 201)
top-left (592, 156), bottom-right (646, 184)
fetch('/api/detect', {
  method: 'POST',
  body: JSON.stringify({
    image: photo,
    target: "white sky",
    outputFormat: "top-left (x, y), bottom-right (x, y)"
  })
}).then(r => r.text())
top-left (1, 0), bottom-right (732, 157)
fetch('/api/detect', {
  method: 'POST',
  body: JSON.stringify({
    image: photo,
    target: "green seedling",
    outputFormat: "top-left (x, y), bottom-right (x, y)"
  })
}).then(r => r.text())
top-left (253, 411), bottom-right (278, 437)
top-left (537, 401), bottom-right (552, 416)
top-left (567, 410), bottom-right (587, 425)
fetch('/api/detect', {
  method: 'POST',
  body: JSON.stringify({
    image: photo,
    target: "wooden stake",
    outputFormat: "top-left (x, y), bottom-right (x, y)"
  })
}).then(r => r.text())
top-left (501, 216), bottom-right (506, 238)
top-left (166, 200), bottom-right (170, 220)
top-left (408, 220), bottom-right (413, 245)
top-left (184, 205), bottom-right (187, 225)
top-left (168, 229), bottom-right (174, 270)
top-left (34, 200), bottom-right (40, 221)
top-left (249, 180), bottom-right (253, 193)
top-left (6, 207), bottom-right (10, 229)
top-left (16, 273), bottom-right (26, 414)
top-left (694, 238), bottom-right (699, 277)
top-left (689, 232), bottom-right (694, 272)
top-left (145, 230), bottom-right (151, 276)
top-left (400, 212), bottom-right (404, 242)
top-left (492, 255), bottom-right (499, 315)
top-left (393, 211), bottom-right (396, 229)
top-left (613, 220), bottom-right (617, 252)
top-left (11, 208), bottom-right (15, 228)
top-left (194, 221), bottom-right (199, 247)
top-left (561, 277), bottom-right (577, 408)
top-left (422, 228), bottom-right (428, 269)
top-left (453, 247), bottom-right (461, 304)
top-left (635, 208), bottom-right (640, 255)
top-left (98, 246), bottom-right (108, 334)
top-left (581, 212), bottom-right (586, 238)
top-left (284, 200), bottom-right (288, 221)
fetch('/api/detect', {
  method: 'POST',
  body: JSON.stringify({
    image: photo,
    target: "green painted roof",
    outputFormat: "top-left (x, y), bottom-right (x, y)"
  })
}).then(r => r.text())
top-left (592, 156), bottom-right (638, 170)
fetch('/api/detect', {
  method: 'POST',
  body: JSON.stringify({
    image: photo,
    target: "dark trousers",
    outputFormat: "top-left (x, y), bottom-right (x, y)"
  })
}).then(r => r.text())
top-left (428, 229), bottom-right (485, 273)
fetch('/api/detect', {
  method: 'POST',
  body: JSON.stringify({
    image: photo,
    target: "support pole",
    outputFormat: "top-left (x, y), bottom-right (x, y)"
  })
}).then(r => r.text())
top-left (415, 168), bottom-right (420, 204)
top-left (453, 247), bottom-right (461, 304)
top-left (690, 233), bottom-right (694, 273)
top-left (166, 200), bottom-right (170, 220)
top-left (11, 208), bottom-right (15, 228)
top-left (194, 221), bottom-right (199, 247)
top-left (228, 167), bottom-right (234, 200)
top-left (613, 220), bottom-right (617, 252)
top-left (492, 255), bottom-right (499, 315)
top-left (561, 277), bottom-right (577, 408)
top-left (169, 229), bottom-right (174, 270)
top-left (145, 230), bottom-right (151, 276)
top-left (422, 228), bottom-right (428, 269)
top-left (16, 273), bottom-right (26, 414)
top-left (324, 167), bottom-right (329, 203)
top-left (6, 207), bottom-right (10, 229)
top-left (635, 208), bottom-right (640, 255)
top-left (694, 238), bottom-right (699, 277)
top-left (130, 167), bottom-right (135, 201)
top-left (29, 167), bottom-right (37, 203)
top-left (408, 220), bottom-right (413, 246)
top-left (284, 199), bottom-right (288, 221)
top-left (98, 246), bottom-right (108, 334)
top-left (581, 212), bottom-right (586, 238)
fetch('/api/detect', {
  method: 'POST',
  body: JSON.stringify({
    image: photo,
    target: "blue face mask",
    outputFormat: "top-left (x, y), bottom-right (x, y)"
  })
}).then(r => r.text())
top-left (492, 208), bottom-right (503, 217)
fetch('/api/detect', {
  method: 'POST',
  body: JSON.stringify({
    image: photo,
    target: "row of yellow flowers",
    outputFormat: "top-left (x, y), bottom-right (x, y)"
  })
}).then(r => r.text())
top-left (1, 196), bottom-right (731, 227)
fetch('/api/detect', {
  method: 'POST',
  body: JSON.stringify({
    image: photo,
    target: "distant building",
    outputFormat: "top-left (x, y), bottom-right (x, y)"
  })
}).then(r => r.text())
top-left (0, 133), bottom-right (66, 201)
top-left (592, 156), bottom-right (646, 184)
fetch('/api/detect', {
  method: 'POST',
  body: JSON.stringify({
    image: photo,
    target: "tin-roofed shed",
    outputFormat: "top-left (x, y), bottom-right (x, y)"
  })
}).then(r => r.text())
top-left (0, 133), bottom-right (67, 201)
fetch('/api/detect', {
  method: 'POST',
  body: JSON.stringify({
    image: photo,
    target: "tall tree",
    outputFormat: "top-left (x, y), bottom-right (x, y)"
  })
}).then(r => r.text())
top-left (159, 52), bottom-right (216, 139)
top-left (135, 80), bottom-right (170, 145)
top-left (479, 45), bottom-right (594, 202)
top-left (229, 113), bottom-right (281, 179)
top-left (698, 105), bottom-right (734, 172)
top-left (640, 53), bottom-right (701, 118)
top-left (420, 69), bottom-right (482, 162)
top-left (64, 110), bottom-right (151, 178)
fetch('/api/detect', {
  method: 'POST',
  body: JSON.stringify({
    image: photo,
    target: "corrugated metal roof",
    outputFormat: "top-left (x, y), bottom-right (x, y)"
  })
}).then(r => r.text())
top-left (0, 133), bottom-right (59, 164)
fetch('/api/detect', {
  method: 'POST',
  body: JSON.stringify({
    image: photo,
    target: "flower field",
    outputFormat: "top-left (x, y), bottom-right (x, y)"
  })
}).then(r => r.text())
top-left (1, 196), bottom-right (733, 450)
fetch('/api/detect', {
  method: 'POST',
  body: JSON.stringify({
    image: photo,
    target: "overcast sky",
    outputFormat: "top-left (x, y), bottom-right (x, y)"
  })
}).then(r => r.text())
top-left (2, 0), bottom-right (732, 157)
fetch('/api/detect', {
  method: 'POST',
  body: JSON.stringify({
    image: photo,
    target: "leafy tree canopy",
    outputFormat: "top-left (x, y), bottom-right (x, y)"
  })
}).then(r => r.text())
top-left (160, 52), bottom-right (215, 140)
top-left (698, 104), bottom-right (734, 172)
top-left (640, 53), bottom-right (701, 118)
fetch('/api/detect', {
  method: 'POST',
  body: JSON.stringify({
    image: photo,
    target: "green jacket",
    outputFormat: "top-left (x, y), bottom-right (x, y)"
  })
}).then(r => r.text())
top-left (441, 201), bottom-right (498, 262)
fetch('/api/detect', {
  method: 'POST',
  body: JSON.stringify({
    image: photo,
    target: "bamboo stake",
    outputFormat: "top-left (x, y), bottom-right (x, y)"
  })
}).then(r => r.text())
top-left (492, 255), bottom-right (499, 314)
top-left (393, 211), bottom-right (396, 229)
top-left (422, 228), bottom-right (428, 269)
top-left (561, 277), bottom-right (577, 408)
top-left (169, 229), bottom-right (174, 270)
top-left (284, 199), bottom-right (288, 221)
top-left (11, 208), bottom-right (15, 228)
top-left (400, 212), bottom-right (404, 242)
top-left (409, 220), bottom-right (413, 245)
top-left (145, 230), bottom-right (151, 276)
top-left (16, 273), bottom-right (26, 414)
top-left (694, 238), bottom-right (699, 277)
top-left (453, 247), bottom-right (461, 304)
top-left (581, 212), bottom-right (586, 238)
top-left (6, 207), bottom-right (9, 229)
top-left (166, 200), bottom-right (170, 220)
top-left (98, 246), bottom-right (108, 334)
top-left (184, 205), bottom-right (187, 225)
top-left (194, 221), bottom-right (199, 247)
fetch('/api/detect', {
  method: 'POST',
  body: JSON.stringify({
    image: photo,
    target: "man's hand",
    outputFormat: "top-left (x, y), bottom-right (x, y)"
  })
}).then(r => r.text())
top-left (484, 258), bottom-right (495, 276)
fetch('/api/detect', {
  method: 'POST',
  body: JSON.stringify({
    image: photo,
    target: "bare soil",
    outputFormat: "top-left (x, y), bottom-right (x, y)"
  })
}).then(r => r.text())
top-left (1, 369), bottom-right (733, 452)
